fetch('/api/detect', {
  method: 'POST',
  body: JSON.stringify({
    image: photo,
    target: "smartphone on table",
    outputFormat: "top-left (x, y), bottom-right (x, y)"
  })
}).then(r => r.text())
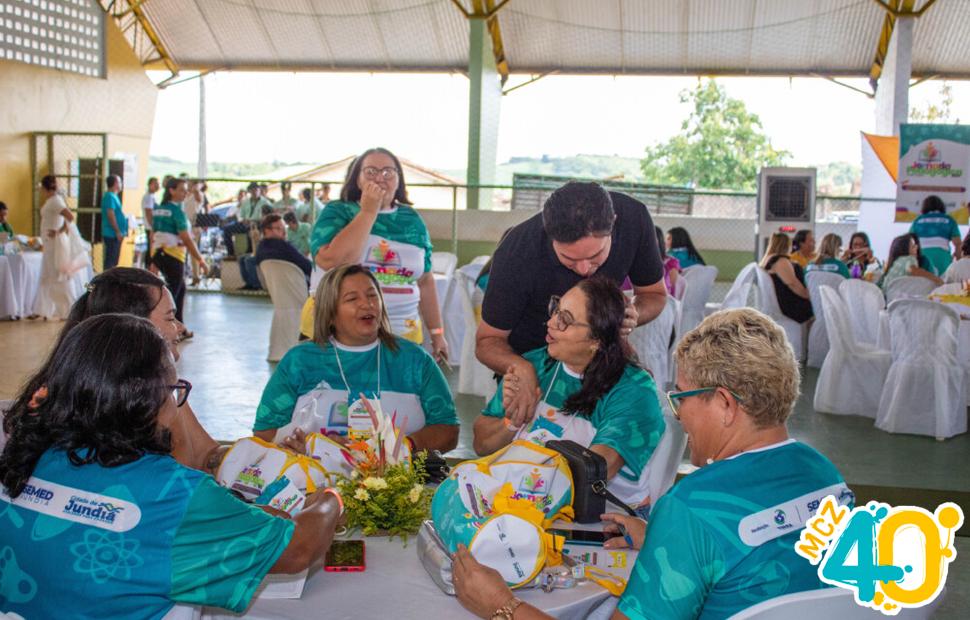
top-left (324, 539), bottom-right (366, 572)
top-left (550, 528), bottom-right (610, 546)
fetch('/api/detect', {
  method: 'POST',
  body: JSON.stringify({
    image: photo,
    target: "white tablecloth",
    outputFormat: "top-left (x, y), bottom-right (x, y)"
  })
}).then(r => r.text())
top-left (434, 274), bottom-right (467, 363)
top-left (0, 252), bottom-right (42, 318)
top-left (202, 536), bottom-right (633, 620)
top-left (878, 308), bottom-right (970, 365)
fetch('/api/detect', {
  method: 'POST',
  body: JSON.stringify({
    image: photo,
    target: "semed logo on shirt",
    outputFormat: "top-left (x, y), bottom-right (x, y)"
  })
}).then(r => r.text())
top-left (0, 476), bottom-right (142, 532)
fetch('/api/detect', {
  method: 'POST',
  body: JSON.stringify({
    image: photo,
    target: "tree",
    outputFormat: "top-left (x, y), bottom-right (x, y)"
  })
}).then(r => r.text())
top-left (641, 79), bottom-right (790, 190)
top-left (910, 81), bottom-right (960, 124)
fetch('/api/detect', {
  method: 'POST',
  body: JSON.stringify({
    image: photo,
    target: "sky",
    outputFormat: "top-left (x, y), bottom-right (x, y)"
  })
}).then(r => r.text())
top-left (147, 70), bottom-right (970, 172)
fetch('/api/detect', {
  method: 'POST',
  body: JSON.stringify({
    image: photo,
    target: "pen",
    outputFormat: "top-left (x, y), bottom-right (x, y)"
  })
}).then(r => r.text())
top-left (618, 523), bottom-right (634, 548)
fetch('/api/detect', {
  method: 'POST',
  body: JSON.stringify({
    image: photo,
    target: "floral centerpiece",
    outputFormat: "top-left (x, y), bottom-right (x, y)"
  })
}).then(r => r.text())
top-left (335, 396), bottom-right (433, 538)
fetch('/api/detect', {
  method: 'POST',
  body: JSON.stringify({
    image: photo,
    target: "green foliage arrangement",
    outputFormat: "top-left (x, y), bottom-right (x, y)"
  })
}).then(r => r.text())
top-left (336, 452), bottom-right (433, 539)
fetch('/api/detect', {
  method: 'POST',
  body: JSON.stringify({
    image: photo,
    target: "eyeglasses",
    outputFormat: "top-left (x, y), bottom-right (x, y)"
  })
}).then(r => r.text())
top-left (547, 295), bottom-right (590, 332)
top-left (665, 387), bottom-right (743, 421)
top-left (362, 166), bottom-right (398, 180)
top-left (168, 379), bottom-right (192, 408)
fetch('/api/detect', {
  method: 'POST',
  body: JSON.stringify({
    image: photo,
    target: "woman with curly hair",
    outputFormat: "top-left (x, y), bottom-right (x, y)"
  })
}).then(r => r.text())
top-left (0, 315), bottom-right (341, 619)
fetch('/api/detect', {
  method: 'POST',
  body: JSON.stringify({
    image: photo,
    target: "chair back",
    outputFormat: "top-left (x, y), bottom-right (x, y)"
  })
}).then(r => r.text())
top-left (885, 275), bottom-right (936, 304)
top-left (259, 260), bottom-right (309, 362)
top-left (672, 274), bottom-right (687, 300)
top-left (728, 586), bottom-right (944, 620)
top-left (838, 279), bottom-right (885, 347)
top-left (931, 282), bottom-right (965, 296)
top-left (455, 271), bottom-right (496, 399)
top-left (629, 295), bottom-right (679, 390)
top-left (431, 251), bottom-right (458, 279)
top-left (819, 285), bottom-right (858, 356)
top-left (942, 257), bottom-right (970, 283)
top-left (680, 265), bottom-right (718, 334)
top-left (645, 411), bottom-right (686, 505)
top-left (753, 267), bottom-right (784, 319)
top-left (806, 271), bottom-right (845, 366)
top-left (886, 299), bottom-right (960, 366)
top-left (721, 262), bottom-right (758, 309)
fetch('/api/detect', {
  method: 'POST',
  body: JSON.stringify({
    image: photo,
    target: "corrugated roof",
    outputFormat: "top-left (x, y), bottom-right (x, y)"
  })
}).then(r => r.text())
top-left (125, 0), bottom-right (970, 78)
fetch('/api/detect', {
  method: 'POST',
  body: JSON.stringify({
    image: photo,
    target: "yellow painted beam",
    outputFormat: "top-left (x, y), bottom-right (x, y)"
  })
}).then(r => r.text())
top-left (485, 0), bottom-right (510, 85)
top-left (101, 0), bottom-right (179, 77)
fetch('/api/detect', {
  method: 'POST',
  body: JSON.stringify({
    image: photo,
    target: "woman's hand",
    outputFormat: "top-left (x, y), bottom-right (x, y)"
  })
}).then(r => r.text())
top-left (278, 428), bottom-right (309, 454)
top-left (359, 181), bottom-right (386, 214)
top-left (502, 365), bottom-right (541, 428)
top-left (453, 545), bottom-right (516, 618)
top-left (601, 512), bottom-right (647, 550)
top-left (431, 332), bottom-right (449, 365)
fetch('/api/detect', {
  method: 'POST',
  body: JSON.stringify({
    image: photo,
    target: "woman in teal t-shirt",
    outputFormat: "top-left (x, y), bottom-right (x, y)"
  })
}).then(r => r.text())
top-left (806, 233), bottom-right (850, 278)
top-left (666, 226), bottom-right (706, 270)
top-left (151, 177), bottom-right (207, 328)
top-left (308, 147), bottom-right (448, 359)
top-left (254, 264), bottom-right (459, 454)
top-left (472, 276), bottom-right (665, 510)
top-left (0, 315), bottom-right (341, 619)
top-left (909, 195), bottom-right (963, 275)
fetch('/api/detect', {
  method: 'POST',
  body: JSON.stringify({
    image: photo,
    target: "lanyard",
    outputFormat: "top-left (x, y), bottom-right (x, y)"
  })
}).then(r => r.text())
top-left (331, 338), bottom-right (381, 400)
top-left (540, 362), bottom-right (563, 404)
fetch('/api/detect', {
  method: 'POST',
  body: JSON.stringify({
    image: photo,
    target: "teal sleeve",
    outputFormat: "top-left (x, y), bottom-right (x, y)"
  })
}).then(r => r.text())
top-left (837, 260), bottom-right (850, 278)
top-left (418, 350), bottom-right (459, 425)
top-left (951, 218), bottom-right (961, 239)
top-left (254, 357), bottom-right (300, 432)
top-left (310, 202), bottom-right (354, 256)
top-left (420, 217), bottom-right (433, 274)
top-left (169, 476), bottom-right (295, 612)
top-left (175, 208), bottom-right (189, 233)
top-left (482, 385), bottom-right (504, 418)
top-left (618, 495), bottom-right (723, 620)
top-left (481, 347), bottom-right (546, 417)
top-left (591, 372), bottom-right (665, 477)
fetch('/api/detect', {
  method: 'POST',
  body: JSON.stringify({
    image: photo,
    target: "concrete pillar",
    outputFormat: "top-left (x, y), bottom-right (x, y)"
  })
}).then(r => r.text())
top-left (197, 74), bottom-right (207, 179)
top-left (466, 17), bottom-right (501, 210)
top-left (874, 16), bottom-right (914, 136)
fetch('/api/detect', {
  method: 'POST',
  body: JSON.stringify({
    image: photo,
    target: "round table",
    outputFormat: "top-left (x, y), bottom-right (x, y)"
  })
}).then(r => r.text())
top-left (202, 535), bottom-right (634, 620)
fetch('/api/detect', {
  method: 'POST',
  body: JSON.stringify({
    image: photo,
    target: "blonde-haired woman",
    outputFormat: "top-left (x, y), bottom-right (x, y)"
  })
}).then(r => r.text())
top-left (452, 308), bottom-right (852, 620)
top-left (760, 232), bottom-right (812, 323)
top-left (254, 264), bottom-right (458, 453)
top-left (806, 233), bottom-right (850, 278)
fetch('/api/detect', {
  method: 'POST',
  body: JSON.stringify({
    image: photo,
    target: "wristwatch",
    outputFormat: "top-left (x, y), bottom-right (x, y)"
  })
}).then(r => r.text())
top-left (489, 597), bottom-right (523, 620)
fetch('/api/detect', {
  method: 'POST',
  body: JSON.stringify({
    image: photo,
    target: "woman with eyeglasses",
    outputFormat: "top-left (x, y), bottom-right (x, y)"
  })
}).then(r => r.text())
top-left (454, 308), bottom-right (852, 620)
top-left (305, 147), bottom-right (448, 362)
top-left (254, 264), bottom-right (459, 454)
top-left (0, 314), bottom-right (341, 619)
top-left (471, 276), bottom-right (664, 511)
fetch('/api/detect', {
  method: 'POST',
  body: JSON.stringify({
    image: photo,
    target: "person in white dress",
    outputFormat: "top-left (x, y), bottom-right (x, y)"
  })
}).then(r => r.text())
top-left (33, 175), bottom-right (77, 320)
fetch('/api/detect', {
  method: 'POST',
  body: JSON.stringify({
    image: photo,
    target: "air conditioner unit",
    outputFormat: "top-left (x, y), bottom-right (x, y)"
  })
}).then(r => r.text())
top-left (756, 167), bottom-right (816, 260)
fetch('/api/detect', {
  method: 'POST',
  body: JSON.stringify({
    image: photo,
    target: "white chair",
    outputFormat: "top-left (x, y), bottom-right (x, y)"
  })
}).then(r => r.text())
top-left (431, 251), bottom-right (458, 279)
top-left (679, 265), bottom-right (718, 335)
top-left (753, 267), bottom-right (807, 361)
top-left (672, 273), bottom-right (687, 300)
top-left (705, 262), bottom-right (757, 316)
top-left (876, 299), bottom-right (967, 439)
top-left (455, 271), bottom-right (497, 399)
top-left (644, 411), bottom-right (687, 505)
top-left (729, 586), bottom-right (945, 619)
top-left (838, 279), bottom-right (885, 347)
top-left (629, 295), bottom-right (680, 390)
top-left (813, 286), bottom-right (891, 418)
top-left (931, 282), bottom-right (965, 296)
top-left (0, 399), bottom-right (12, 453)
top-left (259, 260), bottom-right (308, 362)
top-left (805, 271), bottom-right (845, 368)
top-left (942, 256), bottom-right (970, 283)
top-left (884, 275), bottom-right (936, 304)
top-left (161, 604), bottom-right (201, 620)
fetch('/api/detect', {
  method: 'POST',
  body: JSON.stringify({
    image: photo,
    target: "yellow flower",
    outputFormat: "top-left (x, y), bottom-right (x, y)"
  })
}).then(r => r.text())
top-left (363, 477), bottom-right (388, 490)
top-left (408, 484), bottom-right (424, 504)
top-left (354, 488), bottom-right (370, 501)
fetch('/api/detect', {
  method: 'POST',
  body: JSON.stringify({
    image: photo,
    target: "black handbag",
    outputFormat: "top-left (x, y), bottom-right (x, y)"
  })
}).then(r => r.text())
top-left (546, 439), bottom-right (637, 523)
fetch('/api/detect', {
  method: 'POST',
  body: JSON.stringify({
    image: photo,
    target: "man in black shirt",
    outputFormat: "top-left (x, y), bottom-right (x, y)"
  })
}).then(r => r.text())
top-left (477, 181), bottom-right (666, 424)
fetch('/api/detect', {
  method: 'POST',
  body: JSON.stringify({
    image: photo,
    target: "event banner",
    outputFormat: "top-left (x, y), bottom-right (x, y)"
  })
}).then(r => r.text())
top-left (896, 123), bottom-right (970, 224)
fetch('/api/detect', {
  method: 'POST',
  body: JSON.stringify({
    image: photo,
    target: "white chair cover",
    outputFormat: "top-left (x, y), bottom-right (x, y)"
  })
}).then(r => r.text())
top-left (705, 262), bottom-right (757, 316)
top-left (629, 295), bottom-right (679, 390)
top-left (931, 282), bottom-right (965, 296)
top-left (884, 275), bottom-right (936, 304)
top-left (679, 265), bottom-right (717, 335)
top-left (431, 251), bottom-right (458, 279)
top-left (672, 274), bottom-right (687, 300)
top-left (455, 271), bottom-right (497, 399)
top-left (876, 299), bottom-right (967, 439)
top-left (644, 411), bottom-right (686, 506)
top-left (837, 279), bottom-right (885, 347)
top-left (813, 286), bottom-right (891, 418)
top-left (805, 271), bottom-right (845, 368)
top-left (162, 604), bottom-right (202, 620)
top-left (0, 399), bottom-right (11, 454)
top-left (942, 257), bottom-right (970, 283)
top-left (259, 260), bottom-right (308, 362)
top-left (753, 267), bottom-right (806, 361)
top-left (728, 586), bottom-right (945, 620)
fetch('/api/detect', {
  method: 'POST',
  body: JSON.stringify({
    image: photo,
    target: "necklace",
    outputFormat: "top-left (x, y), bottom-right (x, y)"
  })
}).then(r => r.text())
top-left (331, 338), bottom-right (381, 400)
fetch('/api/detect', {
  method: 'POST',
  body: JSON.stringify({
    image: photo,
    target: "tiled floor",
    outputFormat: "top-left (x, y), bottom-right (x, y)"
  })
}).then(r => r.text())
top-left (2, 291), bottom-right (967, 615)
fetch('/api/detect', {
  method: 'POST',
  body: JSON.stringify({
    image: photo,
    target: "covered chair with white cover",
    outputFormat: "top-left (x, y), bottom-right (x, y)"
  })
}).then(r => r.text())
top-left (259, 260), bottom-right (308, 362)
top-left (753, 267), bottom-right (806, 361)
top-left (629, 295), bottom-right (680, 390)
top-left (643, 411), bottom-right (686, 505)
top-left (805, 271), bottom-right (845, 368)
top-left (876, 299), bottom-right (967, 439)
top-left (838, 278), bottom-right (885, 347)
top-left (813, 286), bottom-right (891, 417)
top-left (884, 275), bottom-right (936, 303)
top-left (431, 251), bottom-right (458, 279)
top-left (931, 282), bottom-right (965, 296)
top-left (728, 586), bottom-right (944, 620)
top-left (942, 256), bottom-right (970, 283)
top-left (455, 271), bottom-right (496, 399)
top-left (679, 265), bottom-right (717, 335)
top-left (705, 262), bottom-right (757, 316)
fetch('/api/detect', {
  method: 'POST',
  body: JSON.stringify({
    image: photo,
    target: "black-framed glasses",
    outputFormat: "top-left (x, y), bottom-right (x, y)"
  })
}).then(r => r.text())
top-left (547, 295), bottom-right (590, 332)
top-left (362, 166), bottom-right (398, 180)
top-left (168, 379), bottom-right (192, 408)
